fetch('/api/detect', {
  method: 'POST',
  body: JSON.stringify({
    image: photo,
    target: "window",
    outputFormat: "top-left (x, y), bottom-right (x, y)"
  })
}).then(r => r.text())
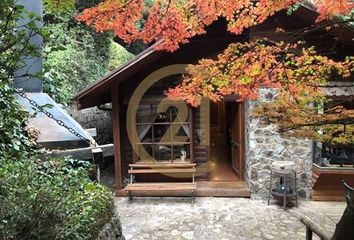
top-left (135, 103), bottom-right (191, 162)
top-left (314, 96), bottom-right (354, 168)
top-left (319, 144), bottom-right (354, 167)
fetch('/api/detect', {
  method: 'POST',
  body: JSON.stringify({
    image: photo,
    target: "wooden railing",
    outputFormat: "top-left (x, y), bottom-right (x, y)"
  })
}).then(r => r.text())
top-left (301, 181), bottom-right (353, 240)
top-left (300, 216), bottom-right (331, 240)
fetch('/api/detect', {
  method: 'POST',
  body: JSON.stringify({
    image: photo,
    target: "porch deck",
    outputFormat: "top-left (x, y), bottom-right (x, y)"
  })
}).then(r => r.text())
top-left (117, 180), bottom-right (250, 197)
top-left (196, 181), bottom-right (250, 197)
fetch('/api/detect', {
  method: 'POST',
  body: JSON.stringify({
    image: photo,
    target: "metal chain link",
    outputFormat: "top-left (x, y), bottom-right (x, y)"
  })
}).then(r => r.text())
top-left (14, 87), bottom-right (94, 146)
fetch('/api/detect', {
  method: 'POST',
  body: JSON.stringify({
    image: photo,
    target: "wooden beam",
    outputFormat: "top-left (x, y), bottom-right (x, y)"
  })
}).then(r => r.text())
top-left (47, 144), bottom-right (114, 159)
top-left (129, 163), bottom-right (196, 168)
top-left (112, 82), bottom-right (123, 193)
top-left (128, 168), bottom-right (197, 174)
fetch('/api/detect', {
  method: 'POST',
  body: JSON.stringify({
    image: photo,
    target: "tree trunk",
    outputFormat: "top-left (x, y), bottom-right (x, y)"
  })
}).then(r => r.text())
top-left (331, 206), bottom-right (354, 240)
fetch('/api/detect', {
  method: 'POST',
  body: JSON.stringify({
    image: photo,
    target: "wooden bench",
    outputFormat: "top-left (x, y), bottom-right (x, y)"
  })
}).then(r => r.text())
top-left (125, 162), bottom-right (197, 201)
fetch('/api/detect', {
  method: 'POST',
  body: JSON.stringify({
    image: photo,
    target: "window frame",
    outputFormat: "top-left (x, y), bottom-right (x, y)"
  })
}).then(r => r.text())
top-left (133, 99), bottom-right (193, 163)
top-left (314, 96), bottom-right (354, 169)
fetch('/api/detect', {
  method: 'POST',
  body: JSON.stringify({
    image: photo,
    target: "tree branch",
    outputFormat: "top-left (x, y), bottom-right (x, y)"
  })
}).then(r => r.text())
top-left (280, 116), bottom-right (354, 132)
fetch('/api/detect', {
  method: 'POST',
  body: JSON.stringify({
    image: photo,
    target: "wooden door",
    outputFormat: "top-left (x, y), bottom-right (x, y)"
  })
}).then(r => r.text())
top-left (230, 103), bottom-right (245, 179)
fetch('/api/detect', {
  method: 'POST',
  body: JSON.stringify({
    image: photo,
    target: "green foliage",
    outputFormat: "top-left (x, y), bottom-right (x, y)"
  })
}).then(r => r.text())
top-left (43, 10), bottom-right (134, 104)
top-left (286, 3), bottom-right (301, 16)
top-left (0, 157), bottom-right (113, 240)
top-left (0, 0), bottom-right (44, 159)
top-left (108, 41), bottom-right (134, 71)
top-left (75, 0), bottom-right (102, 12)
top-left (338, 9), bottom-right (354, 28)
top-left (43, 12), bottom-right (110, 104)
top-left (43, 0), bottom-right (76, 13)
top-left (0, 84), bottom-right (35, 159)
top-left (1, 4), bottom-right (115, 240)
top-left (0, 2), bottom-right (115, 239)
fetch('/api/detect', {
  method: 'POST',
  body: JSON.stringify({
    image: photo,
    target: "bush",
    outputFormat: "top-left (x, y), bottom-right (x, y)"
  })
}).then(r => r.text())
top-left (1, 2), bottom-right (115, 239)
top-left (0, 0), bottom-right (42, 160)
top-left (43, 11), bottom-right (134, 105)
top-left (108, 41), bottom-right (134, 71)
top-left (0, 84), bottom-right (35, 160)
top-left (0, 157), bottom-right (113, 240)
top-left (43, 12), bottom-right (111, 104)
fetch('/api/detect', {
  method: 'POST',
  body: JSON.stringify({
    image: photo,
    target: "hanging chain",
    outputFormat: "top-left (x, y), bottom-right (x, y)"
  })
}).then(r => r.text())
top-left (14, 87), bottom-right (95, 147)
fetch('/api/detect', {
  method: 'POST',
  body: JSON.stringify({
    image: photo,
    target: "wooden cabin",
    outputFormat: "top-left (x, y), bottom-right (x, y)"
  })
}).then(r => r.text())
top-left (73, 5), bottom-right (354, 200)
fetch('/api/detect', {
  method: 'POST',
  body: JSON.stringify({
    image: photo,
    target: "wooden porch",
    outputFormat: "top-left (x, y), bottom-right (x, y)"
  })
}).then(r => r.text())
top-left (116, 180), bottom-right (250, 198)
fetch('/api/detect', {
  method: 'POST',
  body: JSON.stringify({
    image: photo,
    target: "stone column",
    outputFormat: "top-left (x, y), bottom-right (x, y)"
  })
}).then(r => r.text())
top-left (244, 88), bottom-right (313, 199)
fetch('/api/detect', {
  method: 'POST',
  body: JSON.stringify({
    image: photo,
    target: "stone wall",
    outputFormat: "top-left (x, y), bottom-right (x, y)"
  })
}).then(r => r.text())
top-left (69, 105), bottom-right (113, 145)
top-left (245, 88), bottom-right (313, 200)
top-left (97, 214), bottom-right (125, 240)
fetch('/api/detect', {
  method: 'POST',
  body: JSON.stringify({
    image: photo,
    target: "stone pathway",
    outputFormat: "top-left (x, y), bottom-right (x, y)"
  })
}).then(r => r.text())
top-left (114, 197), bottom-right (346, 240)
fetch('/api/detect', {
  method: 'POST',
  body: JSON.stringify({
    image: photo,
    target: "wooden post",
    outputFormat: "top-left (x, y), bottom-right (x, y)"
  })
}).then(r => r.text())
top-left (306, 227), bottom-right (313, 240)
top-left (239, 102), bottom-right (246, 181)
top-left (112, 83), bottom-right (122, 193)
top-left (189, 107), bottom-right (194, 163)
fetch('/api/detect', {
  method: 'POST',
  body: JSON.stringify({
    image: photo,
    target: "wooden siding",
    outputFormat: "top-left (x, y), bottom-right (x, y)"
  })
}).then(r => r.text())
top-left (120, 105), bottom-right (133, 181)
top-left (192, 107), bottom-right (209, 164)
top-left (114, 31), bottom-right (241, 183)
top-left (118, 105), bottom-right (210, 182)
top-left (192, 107), bottom-right (210, 180)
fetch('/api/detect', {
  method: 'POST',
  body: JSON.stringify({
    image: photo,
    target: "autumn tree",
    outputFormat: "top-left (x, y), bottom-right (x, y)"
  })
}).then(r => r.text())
top-left (78, 1), bottom-right (354, 153)
top-left (77, 0), bottom-right (353, 51)
top-left (168, 40), bottom-right (354, 144)
top-left (78, 1), bottom-right (354, 239)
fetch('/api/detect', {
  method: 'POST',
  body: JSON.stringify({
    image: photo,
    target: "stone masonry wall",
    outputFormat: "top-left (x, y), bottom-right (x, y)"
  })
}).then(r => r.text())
top-left (245, 88), bottom-right (313, 200)
top-left (69, 106), bottom-right (113, 145)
